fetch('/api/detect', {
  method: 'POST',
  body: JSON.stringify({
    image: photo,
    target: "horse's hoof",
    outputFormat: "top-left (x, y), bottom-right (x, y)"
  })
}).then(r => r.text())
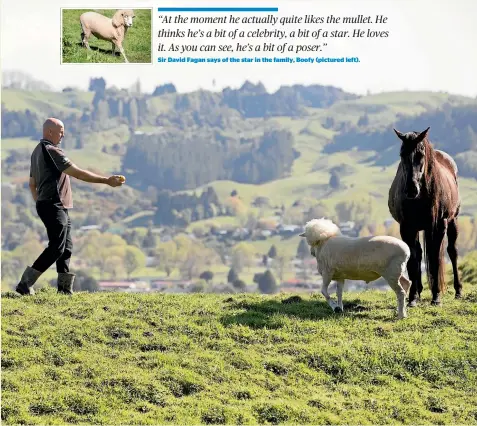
top-left (430, 299), bottom-right (442, 306)
top-left (334, 306), bottom-right (343, 314)
top-left (408, 299), bottom-right (418, 308)
top-left (455, 293), bottom-right (463, 300)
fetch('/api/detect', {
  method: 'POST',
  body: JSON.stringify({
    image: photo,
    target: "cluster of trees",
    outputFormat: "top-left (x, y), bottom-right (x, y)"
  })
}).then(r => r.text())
top-left (220, 81), bottom-right (359, 118)
top-left (122, 129), bottom-right (298, 191)
top-left (150, 187), bottom-right (222, 226)
top-left (324, 104), bottom-right (477, 176)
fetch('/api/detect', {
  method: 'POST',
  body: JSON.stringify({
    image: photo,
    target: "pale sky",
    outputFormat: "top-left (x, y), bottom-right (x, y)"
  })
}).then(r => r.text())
top-left (1, 0), bottom-right (477, 96)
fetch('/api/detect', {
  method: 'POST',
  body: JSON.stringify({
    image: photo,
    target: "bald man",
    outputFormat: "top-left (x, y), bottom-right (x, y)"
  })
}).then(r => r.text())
top-left (16, 118), bottom-right (125, 296)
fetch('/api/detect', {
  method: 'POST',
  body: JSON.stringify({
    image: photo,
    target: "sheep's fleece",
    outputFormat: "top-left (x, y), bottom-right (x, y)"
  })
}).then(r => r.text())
top-left (300, 218), bottom-right (411, 319)
top-left (80, 10), bottom-right (135, 62)
top-left (301, 218), bottom-right (410, 282)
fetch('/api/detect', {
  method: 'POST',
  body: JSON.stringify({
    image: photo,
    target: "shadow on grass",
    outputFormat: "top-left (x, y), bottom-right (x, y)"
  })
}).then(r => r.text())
top-left (75, 42), bottom-right (118, 56)
top-left (220, 295), bottom-right (370, 329)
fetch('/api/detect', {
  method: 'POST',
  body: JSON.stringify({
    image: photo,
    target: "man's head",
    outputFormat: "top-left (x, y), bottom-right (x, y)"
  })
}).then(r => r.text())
top-left (43, 118), bottom-right (65, 145)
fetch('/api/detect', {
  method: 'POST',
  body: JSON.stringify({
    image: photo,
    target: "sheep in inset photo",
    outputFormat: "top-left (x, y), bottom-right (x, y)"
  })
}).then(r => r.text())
top-left (80, 9), bottom-right (136, 63)
top-left (300, 218), bottom-right (412, 319)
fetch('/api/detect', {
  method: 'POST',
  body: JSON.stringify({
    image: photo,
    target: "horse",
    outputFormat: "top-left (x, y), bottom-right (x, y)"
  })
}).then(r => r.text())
top-left (388, 126), bottom-right (462, 307)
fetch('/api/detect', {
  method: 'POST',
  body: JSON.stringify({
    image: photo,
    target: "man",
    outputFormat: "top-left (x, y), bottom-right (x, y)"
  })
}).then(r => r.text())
top-left (15, 117), bottom-right (124, 295)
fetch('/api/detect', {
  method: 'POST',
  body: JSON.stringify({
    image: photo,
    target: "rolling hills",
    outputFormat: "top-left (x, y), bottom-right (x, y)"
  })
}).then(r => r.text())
top-left (2, 81), bottom-right (477, 230)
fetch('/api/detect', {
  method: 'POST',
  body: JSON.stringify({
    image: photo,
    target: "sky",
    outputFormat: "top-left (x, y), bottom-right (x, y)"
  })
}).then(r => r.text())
top-left (1, 0), bottom-right (477, 96)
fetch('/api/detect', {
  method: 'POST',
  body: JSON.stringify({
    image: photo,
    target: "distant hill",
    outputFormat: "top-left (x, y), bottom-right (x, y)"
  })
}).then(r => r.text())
top-left (2, 77), bottom-right (477, 228)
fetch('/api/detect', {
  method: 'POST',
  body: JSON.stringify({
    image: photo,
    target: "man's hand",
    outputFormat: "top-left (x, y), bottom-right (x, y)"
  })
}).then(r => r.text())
top-left (106, 175), bottom-right (125, 187)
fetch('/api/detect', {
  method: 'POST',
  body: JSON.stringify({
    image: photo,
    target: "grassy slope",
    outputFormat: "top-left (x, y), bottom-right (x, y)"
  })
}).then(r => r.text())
top-left (62, 9), bottom-right (152, 63)
top-left (2, 283), bottom-right (477, 425)
top-left (3, 89), bottom-right (477, 220)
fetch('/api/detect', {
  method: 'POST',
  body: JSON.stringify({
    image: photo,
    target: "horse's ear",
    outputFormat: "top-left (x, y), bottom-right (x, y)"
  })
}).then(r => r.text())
top-left (299, 233), bottom-right (305, 237)
top-left (416, 126), bottom-right (430, 142)
top-left (393, 128), bottom-right (405, 141)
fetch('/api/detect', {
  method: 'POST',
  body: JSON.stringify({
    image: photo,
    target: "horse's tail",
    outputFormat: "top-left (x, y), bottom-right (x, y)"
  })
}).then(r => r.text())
top-left (423, 226), bottom-right (447, 294)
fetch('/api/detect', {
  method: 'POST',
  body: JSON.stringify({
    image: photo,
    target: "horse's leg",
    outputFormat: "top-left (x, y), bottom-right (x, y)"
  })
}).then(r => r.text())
top-left (336, 280), bottom-right (345, 313)
top-left (424, 220), bottom-right (447, 306)
top-left (400, 224), bottom-right (420, 307)
top-left (447, 218), bottom-right (462, 299)
top-left (415, 237), bottom-right (424, 298)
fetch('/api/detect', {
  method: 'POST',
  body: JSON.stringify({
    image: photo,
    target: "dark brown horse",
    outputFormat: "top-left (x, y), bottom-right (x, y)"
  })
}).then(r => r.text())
top-left (388, 126), bottom-right (462, 306)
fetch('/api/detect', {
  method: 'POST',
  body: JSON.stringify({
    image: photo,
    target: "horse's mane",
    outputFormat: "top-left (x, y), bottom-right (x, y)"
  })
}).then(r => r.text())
top-left (420, 134), bottom-right (445, 227)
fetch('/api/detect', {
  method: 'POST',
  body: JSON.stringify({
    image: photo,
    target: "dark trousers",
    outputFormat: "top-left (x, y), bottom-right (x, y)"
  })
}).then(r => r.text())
top-left (32, 201), bottom-right (73, 273)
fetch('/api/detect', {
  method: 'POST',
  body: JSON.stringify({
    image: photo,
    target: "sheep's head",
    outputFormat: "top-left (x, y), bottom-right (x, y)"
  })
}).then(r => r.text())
top-left (112, 9), bottom-right (136, 28)
top-left (299, 218), bottom-right (341, 246)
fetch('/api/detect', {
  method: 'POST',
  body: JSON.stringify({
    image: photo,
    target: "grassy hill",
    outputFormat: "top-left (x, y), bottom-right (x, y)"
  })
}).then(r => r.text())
top-left (2, 276), bottom-right (477, 425)
top-left (2, 85), bottom-right (477, 227)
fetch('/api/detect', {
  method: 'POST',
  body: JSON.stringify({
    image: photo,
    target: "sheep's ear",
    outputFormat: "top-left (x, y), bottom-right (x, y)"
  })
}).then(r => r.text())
top-left (299, 232), bottom-right (305, 237)
top-left (112, 10), bottom-right (123, 27)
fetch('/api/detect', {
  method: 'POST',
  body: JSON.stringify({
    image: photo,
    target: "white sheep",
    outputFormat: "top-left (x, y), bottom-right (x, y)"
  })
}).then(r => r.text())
top-left (300, 218), bottom-right (412, 319)
top-left (80, 10), bottom-right (136, 63)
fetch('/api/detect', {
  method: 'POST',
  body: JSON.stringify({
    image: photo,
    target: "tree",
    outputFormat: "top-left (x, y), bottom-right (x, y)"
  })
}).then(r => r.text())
top-left (296, 239), bottom-right (309, 259)
top-left (143, 228), bottom-right (157, 249)
top-left (189, 279), bottom-right (207, 293)
top-left (179, 245), bottom-right (217, 280)
top-left (129, 98), bottom-right (138, 128)
top-left (199, 270), bottom-right (214, 283)
top-left (71, 270), bottom-right (99, 292)
top-left (272, 255), bottom-right (289, 282)
top-left (267, 245), bottom-right (277, 259)
top-left (155, 241), bottom-right (177, 277)
top-left (232, 279), bottom-right (247, 292)
top-left (124, 246), bottom-right (146, 279)
top-left (258, 270), bottom-right (278, 294)
top-left (231, 242), bottom-right (256, 273)
top-left (104, 256), bottom-right (125, 279)
top-left (329, 171), bottom-right (341, 189)
top-left (227, 267), bottom-right (239, 283)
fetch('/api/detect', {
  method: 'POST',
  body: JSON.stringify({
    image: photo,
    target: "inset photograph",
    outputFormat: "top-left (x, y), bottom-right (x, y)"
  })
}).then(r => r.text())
top-left (61, 8), bottom-right (152, 64)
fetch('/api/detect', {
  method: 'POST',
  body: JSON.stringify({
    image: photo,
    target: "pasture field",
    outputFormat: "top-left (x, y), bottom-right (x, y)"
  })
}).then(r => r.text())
top-left (2, 259), bottom-right (477, 425)
top-left (61, 9), bottom-right (152, 63)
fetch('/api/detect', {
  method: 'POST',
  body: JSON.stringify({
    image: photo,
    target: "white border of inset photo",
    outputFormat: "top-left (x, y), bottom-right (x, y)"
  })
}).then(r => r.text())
top-left (60, 7), bottom-right (153, 65)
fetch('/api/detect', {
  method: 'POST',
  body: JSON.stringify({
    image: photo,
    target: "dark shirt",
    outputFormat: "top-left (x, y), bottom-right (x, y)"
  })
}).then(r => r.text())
top-left (30, 139), bottom-right (73, 209)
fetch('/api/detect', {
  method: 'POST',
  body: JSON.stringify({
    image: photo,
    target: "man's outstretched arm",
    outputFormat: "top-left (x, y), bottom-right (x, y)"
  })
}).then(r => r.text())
top-left (63, 163), bottom-right (123, 187)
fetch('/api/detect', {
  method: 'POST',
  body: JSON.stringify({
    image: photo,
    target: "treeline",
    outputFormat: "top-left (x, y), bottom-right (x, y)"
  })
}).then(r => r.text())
top-left (1, 77), bottom-right (358, 140)
top-left (122, 129), bottom-right (299, 191)
top-left (220, 81), bottom-right (359, 118)
top-left (324, 104), bottom-right (477, 176)
top-left (154, 187), bottom-right (223, 226)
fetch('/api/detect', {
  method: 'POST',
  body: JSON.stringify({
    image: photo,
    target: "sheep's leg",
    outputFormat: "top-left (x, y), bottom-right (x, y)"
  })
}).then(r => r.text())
top-left (384, 265), bottom-right (408, 320)
top-left (321, 274), bottom-right (339, 313)
top-left (81, 30), bottom-right (91, 49)
top-left (118, 45), bottom-right (129, 63)
top-left (336, 280), bottom-right (344, 313)
top-left (111, 42), bottom-right (115, 56)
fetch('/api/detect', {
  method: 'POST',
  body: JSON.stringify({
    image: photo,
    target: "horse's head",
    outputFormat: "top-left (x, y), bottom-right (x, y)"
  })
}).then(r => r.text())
top-left (393, 126), bottom-right (430, 199)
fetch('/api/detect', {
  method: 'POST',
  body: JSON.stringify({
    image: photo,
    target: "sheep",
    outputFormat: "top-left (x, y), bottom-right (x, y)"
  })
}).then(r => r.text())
top-left (299, 218), bottom-right (412, 319)
top-left (79, 10), bottom-right (136, 63)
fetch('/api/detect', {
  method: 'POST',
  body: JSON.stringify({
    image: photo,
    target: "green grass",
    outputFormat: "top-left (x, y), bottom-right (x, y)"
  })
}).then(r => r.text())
top-left (0, 89), bottom-right (93, 114)
top-left (2, 280), bottom-right (477, 424)
top-left (62, 9), bottom-right (152, 63)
